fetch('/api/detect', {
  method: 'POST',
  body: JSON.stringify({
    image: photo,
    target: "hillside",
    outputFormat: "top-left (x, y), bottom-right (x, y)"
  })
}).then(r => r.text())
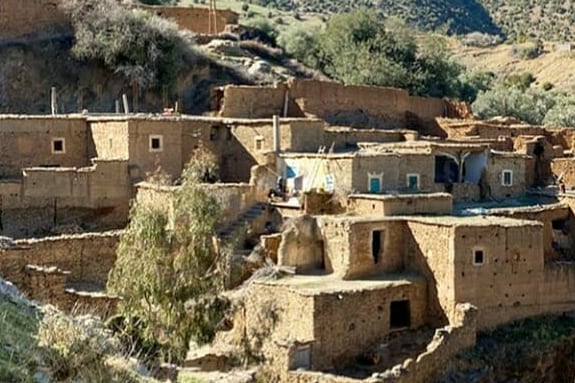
top-left (451, 41), bottom-right (575, 92)
top-left (219, 0), bottom-right (575, 41)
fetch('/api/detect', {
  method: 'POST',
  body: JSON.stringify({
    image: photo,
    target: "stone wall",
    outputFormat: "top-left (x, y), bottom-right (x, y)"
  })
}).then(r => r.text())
top-left (0, 116), bottom-right (93, 179)
top-left (0, 231), bottom-right (120, 289)
top-left (0, 0), bottom-right (68, 40)
top-left (139, 5), bottom-right (239, 35)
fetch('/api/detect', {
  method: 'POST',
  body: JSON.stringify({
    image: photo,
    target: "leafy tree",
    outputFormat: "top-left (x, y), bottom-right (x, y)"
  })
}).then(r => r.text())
top-left (472, 84), bottom-right (555, 125)
top-left (280, 9), bottom-right (467, 98)
top-left (107, 154), bottom-right (227, 363)
top-left (543, 94), bottom-right (575, 127)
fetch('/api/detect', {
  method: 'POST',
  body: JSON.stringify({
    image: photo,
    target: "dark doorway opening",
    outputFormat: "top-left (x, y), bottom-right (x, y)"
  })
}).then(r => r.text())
top-left (372, 230), bottom-right (383, 263)
top-left (434, 155), bottom-right (459, 183)
top-left (390, 300), bottom-right (411, 329)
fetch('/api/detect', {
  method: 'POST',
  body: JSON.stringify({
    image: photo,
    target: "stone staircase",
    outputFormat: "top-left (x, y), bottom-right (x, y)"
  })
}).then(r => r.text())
top-left (217, 202), bottom-right (268, 245)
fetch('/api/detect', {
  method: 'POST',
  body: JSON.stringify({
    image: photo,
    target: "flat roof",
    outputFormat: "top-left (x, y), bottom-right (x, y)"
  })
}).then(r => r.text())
top-left (405, 215), bottom-right (541, 228)
top-left (86, 114), bottom-right (323, 124)
top-left (349, 192), bottom-right (452, 200)
top-left (257, 273), bottom-right (424, 296)
top-left (316, 213), bottom-right (541, 228)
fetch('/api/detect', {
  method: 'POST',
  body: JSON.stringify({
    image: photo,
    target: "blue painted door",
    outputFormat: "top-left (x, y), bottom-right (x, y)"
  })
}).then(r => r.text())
top-left (369, 177), bottom-right (381, 193)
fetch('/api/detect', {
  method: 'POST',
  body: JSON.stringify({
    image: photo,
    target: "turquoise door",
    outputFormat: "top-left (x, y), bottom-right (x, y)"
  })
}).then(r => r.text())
top-left (369, 177), bottom-right (381, 193)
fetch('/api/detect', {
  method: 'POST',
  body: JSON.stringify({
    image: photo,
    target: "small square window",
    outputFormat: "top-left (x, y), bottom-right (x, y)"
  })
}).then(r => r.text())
top-left (255, 136), bottom-right (264, 151)
top-left (473, 249), bottom-right (485, 265)
top-left (406, 173), bottom-right (420, 191)
top-left (149, 135), bottom-right (163, 152)
top-left (52, 138), bottom-right (65, 154)
top-left (502, 170), bottom-right (513, 186)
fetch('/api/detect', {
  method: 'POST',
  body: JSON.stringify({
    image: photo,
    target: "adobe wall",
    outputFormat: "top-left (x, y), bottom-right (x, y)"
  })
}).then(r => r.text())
top-left (90, 120), bottom-right (130, 160)
top-left (352, 154), bottom-right (436, 194)
top-left (0, 160), bottom-right (130, 237)
top-left (451, 222), bottom-right (543, 329)
top-left (317, 217), bottom-right (406, 279)
top-left (0, 231), bottom-right (120, 289)
top-left (288, 79), bottom-right (446, 128)
top-left (23, 265), bottom-right (118, 318)
top-left (488, 204), bottom-right (573, 261)
top-left (487, 154), bottom-right (530, 199)
top-left (347, 193), bottom-right (453, 216)
top-left (0, 116), bottom-right (93, 179)
top-left (552, 158), bottom-right (575, 187)
top-left (0, 0), bottom-right (68, 40)
top-left (324, 128), bottom-right (416, 151)
top-left (217, 80), bottom-right (454, 128)
top-left (310, 278), bottom-right (428, 371)
top-left (280, 155), bottom-right (355, 194)
top-left (135, 181), bottom-right (261, 226)
top-left (218, 84), bottom-right (288, 119)
top-left (288, 303), bottom-right (477, 383)
top-left (405, 221), bottom-right (455, 325)
top-left (139, 5), bottom-right (239, 35)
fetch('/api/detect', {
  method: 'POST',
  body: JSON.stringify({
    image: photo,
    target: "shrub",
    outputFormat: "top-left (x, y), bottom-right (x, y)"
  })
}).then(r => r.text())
top-left (511, 40), bottom-right (544, 60)
top-left (61, 0), bottom-right (197, 90)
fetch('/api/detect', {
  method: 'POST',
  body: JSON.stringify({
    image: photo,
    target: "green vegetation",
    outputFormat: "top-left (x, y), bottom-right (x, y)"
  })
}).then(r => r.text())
top-left (0, 285), bottom-right (155, 382)
top-left (62, 0), bottom-right (198, 90)
top-left (107, 151), bottom-right (228, 364)
top-left (233, 0), bottom-right (575, 42)
top-left (279, 9), bottom-right (480, 99)
top-left (473, 80), bottom-right (575, 127)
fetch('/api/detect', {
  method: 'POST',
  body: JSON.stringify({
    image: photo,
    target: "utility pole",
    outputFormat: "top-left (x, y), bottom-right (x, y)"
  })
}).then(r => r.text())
top-left (208, 0), bottom-right (218, 35)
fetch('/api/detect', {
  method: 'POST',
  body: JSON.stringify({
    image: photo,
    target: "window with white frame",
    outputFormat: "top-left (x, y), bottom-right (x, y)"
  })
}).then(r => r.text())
top-left (406, 173), bottom-right (420, 191)
top-left (473, 248), bottom-right (485, 266)
top-left (149, 135), bottom-right (163, 152)
top-left (367, 172), bottom-right (383, 193)
top-left (51, 138), bottom-right (66, 154)
top-left (501, 169), bottom-right (513, 186)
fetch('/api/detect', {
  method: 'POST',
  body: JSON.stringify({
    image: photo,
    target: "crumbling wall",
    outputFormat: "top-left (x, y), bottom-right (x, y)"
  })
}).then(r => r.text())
top-left (0, 116), bottom-right (92, 179)
top-left (552, 158), bottom-right (575, 187)
top-left (139, 5), bottom-right (239, 35)
top-left (0, 0), bottom-right (68, 40)
top-left (0, 231), bottom-right (120, 288)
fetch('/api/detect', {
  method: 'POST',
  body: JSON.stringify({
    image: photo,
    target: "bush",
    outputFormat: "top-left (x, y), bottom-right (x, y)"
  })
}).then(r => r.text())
top-left (511, 40), bottom-right (544, 60)
top-left (61, 0), bottom-right (197, 90)
top-left (37, 308), bottom-right (155, 383)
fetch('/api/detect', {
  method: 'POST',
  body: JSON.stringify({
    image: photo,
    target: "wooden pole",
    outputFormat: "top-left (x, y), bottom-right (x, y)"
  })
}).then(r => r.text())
top-left (51, 87), bottom-right (57, 116)
top-left (122, 94), bottom-right (130, 114)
